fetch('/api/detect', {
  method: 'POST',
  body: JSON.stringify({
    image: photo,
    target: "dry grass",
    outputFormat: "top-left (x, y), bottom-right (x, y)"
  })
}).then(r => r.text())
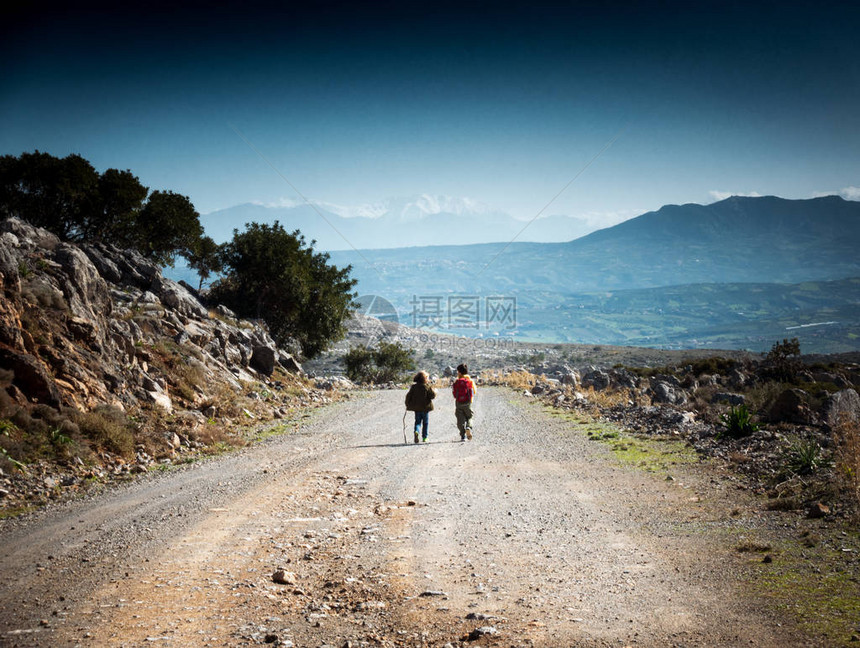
top-left (578, 385), bottom-right (632, 408)
top-left (480, 369), bottom-right (536, 390)
top-left (833, 415), bottom-right (860, 514)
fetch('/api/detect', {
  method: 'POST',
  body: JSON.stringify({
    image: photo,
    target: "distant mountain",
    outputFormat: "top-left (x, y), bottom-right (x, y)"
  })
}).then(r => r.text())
top-left (329, 195), bottom-right (860, 297)
top-left (200, 195), bottom-right (592, 249)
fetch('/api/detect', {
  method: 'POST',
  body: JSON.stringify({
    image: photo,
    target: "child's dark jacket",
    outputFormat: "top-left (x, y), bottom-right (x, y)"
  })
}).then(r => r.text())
top-left (405, 383), bottom-right (436, 412)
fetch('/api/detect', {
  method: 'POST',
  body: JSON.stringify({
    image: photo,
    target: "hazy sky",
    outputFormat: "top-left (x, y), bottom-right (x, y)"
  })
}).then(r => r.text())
top-left (2, 1), bottom-right (858, 230)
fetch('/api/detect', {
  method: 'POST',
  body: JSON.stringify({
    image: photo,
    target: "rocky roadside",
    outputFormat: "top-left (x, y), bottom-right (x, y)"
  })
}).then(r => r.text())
top-left (0, 216), bottom-right (357, 516)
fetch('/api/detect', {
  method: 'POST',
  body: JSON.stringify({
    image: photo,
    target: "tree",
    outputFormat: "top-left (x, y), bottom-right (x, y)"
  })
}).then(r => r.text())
top-left (764, 337), bottom-right (802, 382)
top-left (210, 221), bottom-right (357, 358)
top-left (185, 235), bottom-right (223, 291)
top-left (0, 151), bottom-right (99, 239)
top-left (135, 190), bottom-right (204, 266)
top-left (85, 168), bottom-right (149, 245)
top-left (0, 152), bottom-right (210, 269)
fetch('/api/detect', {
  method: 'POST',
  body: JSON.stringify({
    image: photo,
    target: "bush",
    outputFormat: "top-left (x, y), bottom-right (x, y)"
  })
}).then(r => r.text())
top-left (763, 337), bottom-right (801, 383)
top-left (74, 406), bottom-right (135, 459)
top-left (719, 404), bottom-right (759, 438)
top-left (343, 342), bottom-right (415, 384)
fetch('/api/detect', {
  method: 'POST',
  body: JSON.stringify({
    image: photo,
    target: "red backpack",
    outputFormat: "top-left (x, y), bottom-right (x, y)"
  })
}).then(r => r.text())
top-left (453, 377), bottom-right (474, 403)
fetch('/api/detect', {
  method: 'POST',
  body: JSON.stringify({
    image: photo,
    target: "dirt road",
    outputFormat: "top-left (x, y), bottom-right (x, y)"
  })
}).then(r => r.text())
top-left (0, 388), bottom-right (803, 647)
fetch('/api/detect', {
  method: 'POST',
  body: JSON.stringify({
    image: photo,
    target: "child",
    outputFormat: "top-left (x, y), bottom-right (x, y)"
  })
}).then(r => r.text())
top-left (452, 363), bottom-right (476, 441)
top-left (405, 371), bottom-right (436, 443)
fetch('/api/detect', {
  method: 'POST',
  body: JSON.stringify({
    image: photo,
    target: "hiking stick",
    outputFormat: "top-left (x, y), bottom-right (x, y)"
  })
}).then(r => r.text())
top-left (402, 410), bottom-right (408, 445)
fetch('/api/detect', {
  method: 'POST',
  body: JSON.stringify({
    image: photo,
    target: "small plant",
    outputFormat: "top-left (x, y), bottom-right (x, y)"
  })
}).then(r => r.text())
top-left (783, 438), bottom-right (824, 476)
top-left (720, 404), bottom-right (759, 438)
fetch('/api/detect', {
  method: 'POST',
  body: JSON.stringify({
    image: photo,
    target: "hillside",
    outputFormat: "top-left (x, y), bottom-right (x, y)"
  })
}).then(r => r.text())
top-left (0, 217), bottom-right (336, 509)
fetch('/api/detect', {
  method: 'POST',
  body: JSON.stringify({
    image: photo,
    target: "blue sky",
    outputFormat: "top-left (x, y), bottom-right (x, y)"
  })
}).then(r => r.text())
top-left (2, 0), bottom-right (858, 234)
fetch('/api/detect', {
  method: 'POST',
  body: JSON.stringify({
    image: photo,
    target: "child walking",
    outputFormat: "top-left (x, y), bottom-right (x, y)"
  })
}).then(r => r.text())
top-left (452, 363), bottom-right (476, 441)
top-left (405, 371), bottom-right (436, 443)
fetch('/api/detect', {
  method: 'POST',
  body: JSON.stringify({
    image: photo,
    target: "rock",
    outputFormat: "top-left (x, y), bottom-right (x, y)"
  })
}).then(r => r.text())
top-left (530, 384), bottom-right (545, 395)
top-left (278, 352), bottom-right (303, 374)
top-left (467, 626), bottom-right (499, 640)
top-left (147, 391), bottom-right (173, 412)
top-left (272, 570), bottom-right (297, 585)
top-left (251, 345), bottom-right (277, 376)
top-left (825, 389), bottom-right (860, 428)
top-left (560, 371), bottom-right (580, 387)
top-left (581, 368), bottom-right (610, 390)
top-left (768, 388), bottom-right (813, 424)
top-left (650, 380), bottom-right (687, 405)
top-left (712, 392), bottom-right (746, 406)
top-left (807, 501), bottom-right (830, 519)
top-left (0, 349), bottom-right (62, 407)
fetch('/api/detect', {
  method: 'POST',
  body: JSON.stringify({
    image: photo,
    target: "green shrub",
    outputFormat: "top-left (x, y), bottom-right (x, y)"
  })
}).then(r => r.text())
top-left (343, 342), bottom-right (415, 384)
top-left (74, 406), bottom-right (135, 459)
top-left (783, 438), bottom-right (824, 476)
top-left (719, 404), bottom-right (759, 438)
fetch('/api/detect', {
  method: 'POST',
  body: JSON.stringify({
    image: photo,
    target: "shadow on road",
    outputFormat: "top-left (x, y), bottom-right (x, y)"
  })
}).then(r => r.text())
top-left (347, 438), bottom-right (464, 449)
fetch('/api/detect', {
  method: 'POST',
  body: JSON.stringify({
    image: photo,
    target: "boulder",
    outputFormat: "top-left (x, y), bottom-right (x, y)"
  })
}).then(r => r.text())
top-left (250, 345), bottom-right (277, 376)
top-left (278, 352), bottom-right (302, 374)
top-left (651, 380), bottom-right (687, 405)
top-left (712, 392), bottom-right (746, 406)
top-left (768, 388), bottom-right (813, 424)
top-left (825, 388), bottom-right (860, 429)
top-left (0, 349), bottom-right (62, 407)
top-left (581, 368), bottom-right (610, 390)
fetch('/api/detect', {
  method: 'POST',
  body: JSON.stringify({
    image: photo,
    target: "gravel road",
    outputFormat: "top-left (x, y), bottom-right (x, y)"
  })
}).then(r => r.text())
top-left (0, 388), bottom-right (803, 647)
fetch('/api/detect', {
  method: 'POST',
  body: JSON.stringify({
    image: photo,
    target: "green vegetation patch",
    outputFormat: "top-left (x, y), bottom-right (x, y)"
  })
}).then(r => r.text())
top-left (540, 403), bottom-right (699, 475)
top-left (744, 528), bottom-right (860, 644)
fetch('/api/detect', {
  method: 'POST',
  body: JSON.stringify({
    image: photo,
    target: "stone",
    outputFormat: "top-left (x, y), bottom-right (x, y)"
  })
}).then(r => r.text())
top-left (768, 388), bottom-right (812, 424)
top-left (467, 626), bottom-right (499, 640)
top-left (272, 570), bottom-right (297, 585)
top-left (251, 345), bottom-right (277, 376)
top-left (582, 368), bottom-right (610, 390)
top-left (825, 389), bottom-right (860, 428)
top-left (712, 392), bottom-right (745, 406)
top-left (0, 349), bottom-right (62, 407)
top-left (807, 501), bottom-right (830, 519)
top-left (147, 391), bottom-right (173, 412)
top-left (278, 352), bottom-right (303, 374)
top-left (651, 380), bottom-right (686, 405)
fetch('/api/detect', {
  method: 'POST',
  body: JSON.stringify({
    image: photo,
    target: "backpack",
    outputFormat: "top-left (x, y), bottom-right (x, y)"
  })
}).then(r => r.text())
top-left (453, 377), bottom-right (474, 403)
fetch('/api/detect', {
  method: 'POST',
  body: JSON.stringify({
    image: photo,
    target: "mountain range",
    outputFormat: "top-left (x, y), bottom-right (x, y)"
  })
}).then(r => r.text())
top-left (324, 195), bottom-right (860, 353)
top-left (201, 195), bottom-right (594, 249)
top-left (174, 195), bottom-right (860, 353)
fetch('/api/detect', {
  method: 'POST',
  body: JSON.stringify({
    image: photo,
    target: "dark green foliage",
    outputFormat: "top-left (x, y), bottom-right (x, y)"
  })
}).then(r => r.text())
top-left (135, 191), bottom-right (203, 266)
top-left (343, 346), bottom-right (375, 383)
top-left (688, 356), bottom-right (738, 377)
top-left (0, 151), bottom-right (207, 268)
top-left (86, 168), bottom-right (149, 245)
top-left (719, 404), bottom-right (759, 438)
top-left (372, 342), bottom-right (416, 382)
top-left (343, 342), bottom-right (416, 384)
top-left (0, 151), bottom-right (99, 239)
top-left (210, 222), bottom-right (356, 358)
